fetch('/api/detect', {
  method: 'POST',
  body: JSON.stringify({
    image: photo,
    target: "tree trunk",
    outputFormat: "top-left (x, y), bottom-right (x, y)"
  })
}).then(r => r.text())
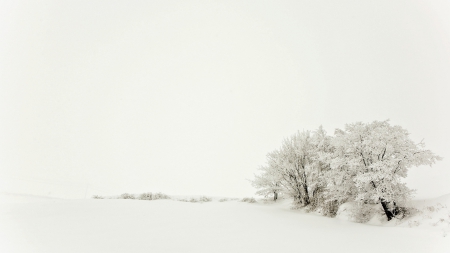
top-left (294, 193), bottom-right (303, 205)
top-left (380, 198), bottom-right (395, 221)
top-left (273, 192), bottom-right (278, 201)
top-left (302, 185), bottom-right (310, 205)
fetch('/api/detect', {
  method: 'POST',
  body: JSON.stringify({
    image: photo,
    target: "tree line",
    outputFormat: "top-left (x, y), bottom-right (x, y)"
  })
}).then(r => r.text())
top-left (251, 120), bottom-right (441, 221)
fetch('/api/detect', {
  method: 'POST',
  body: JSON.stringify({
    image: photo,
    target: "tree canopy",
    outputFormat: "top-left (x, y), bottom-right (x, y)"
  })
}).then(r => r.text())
top-left (252, 120), bottom-right (442, 221)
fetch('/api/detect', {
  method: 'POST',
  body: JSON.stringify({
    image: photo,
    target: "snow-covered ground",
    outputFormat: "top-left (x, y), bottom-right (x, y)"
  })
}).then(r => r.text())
top-left (1, 193), bottom-right (449, 253)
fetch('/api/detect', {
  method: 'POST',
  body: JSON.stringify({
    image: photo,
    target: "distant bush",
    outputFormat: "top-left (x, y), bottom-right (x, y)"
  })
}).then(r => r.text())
top-left (241, 197), bottom-right (257, 203)
top-left (92, 195), bottom-right (104, 199)
top-left (220, 198), bottom-right (240, 202)
top-left (153, 192), bottom-right (170, 200)
top-left (139, 192), bottom-right (153, 200)
top-left (120, 193), bottom-right (135, 199)
top-left (395, 206), bottom-right (420, 220)
top-left (199, 196), bottom-right (212, 202)
top-left (175, 196), bottom-right (213, 203)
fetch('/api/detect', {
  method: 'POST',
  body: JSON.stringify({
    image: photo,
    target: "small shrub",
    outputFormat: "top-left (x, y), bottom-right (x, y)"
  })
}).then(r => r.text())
top-left (153, 192), bottom-right (170, 200)
top-left (139, 192), bottom-right (153, 200)
top-left (92, 195), bottom-right (104, 199)
top-left (189, 198), bottom-right (198, 203)
top-left (241, 197), bottom-right (257, 203)
top-left (394, 206), bottom-right (420, 220)
top-left (219, 198), bottom-right (229, 202)
top-left (350, 203), bottom-right (380, 223)
top-left (120, 193), bottom-right (135, 199)
top-left (199, 196), bottom-right (212, 202)
top-left (320, 200), bottom-right (341, 217)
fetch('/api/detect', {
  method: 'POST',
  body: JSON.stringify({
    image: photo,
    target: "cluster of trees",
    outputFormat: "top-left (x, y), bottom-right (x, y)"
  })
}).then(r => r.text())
top-left (252, 120), bottom-right (441, 221)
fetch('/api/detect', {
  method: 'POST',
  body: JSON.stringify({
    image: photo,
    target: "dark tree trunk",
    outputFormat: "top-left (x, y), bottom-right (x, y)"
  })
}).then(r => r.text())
top-left (380, 198), bottom-right (395, 221)
top-left (303, 185), bottom-right (310, 205)
top-left (273, 192), bottom-right (278, 201)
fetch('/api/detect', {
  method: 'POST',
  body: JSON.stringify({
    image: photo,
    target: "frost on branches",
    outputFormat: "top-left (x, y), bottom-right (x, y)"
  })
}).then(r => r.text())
top-left (252, 127), bottom-right (334, 214)
top-left (251, 120), bottom-right (442, 221)
top-left (251, 162), bottom-right (283, 201)
top-left (331, 120), bottom-right (441, 220)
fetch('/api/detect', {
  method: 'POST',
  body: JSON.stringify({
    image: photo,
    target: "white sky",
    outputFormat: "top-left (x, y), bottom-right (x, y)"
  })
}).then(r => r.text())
top-left (1, 0), bottom-right (449, 199)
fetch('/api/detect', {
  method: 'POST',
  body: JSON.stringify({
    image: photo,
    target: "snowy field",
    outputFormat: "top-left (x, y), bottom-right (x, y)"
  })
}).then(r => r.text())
top-left (1, 193), bottom-right (449, 253)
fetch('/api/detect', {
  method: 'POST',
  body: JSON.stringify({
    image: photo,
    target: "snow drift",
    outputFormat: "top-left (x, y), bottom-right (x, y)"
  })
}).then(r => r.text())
top-left (0, 193), bottom-right (449, 253)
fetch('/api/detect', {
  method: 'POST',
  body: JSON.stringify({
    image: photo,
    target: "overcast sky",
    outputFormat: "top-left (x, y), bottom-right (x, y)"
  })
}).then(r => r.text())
top-left (1, 0), bottom-right (449, 199)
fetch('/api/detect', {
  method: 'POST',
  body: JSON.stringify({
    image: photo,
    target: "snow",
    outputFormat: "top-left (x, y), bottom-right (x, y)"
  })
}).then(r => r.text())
top-left (1, 193), bottom-right (449, 253)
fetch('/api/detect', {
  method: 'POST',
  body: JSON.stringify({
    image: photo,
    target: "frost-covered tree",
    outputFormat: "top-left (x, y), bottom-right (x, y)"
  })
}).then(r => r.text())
top-left (252, 121), bottom-right (441, 220)
top-left (275, 131), bottom-right (316, 206)
top-left (253, 129), bottom-right (331, 208)
top-left (308, 126), bottom-right (336, 213)
top-left (329, 120), bottom-right (441, 220)
top-left (251, 164), bottom-right (283, 201)
top-left (251, 132), bottom-right (312, 205)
